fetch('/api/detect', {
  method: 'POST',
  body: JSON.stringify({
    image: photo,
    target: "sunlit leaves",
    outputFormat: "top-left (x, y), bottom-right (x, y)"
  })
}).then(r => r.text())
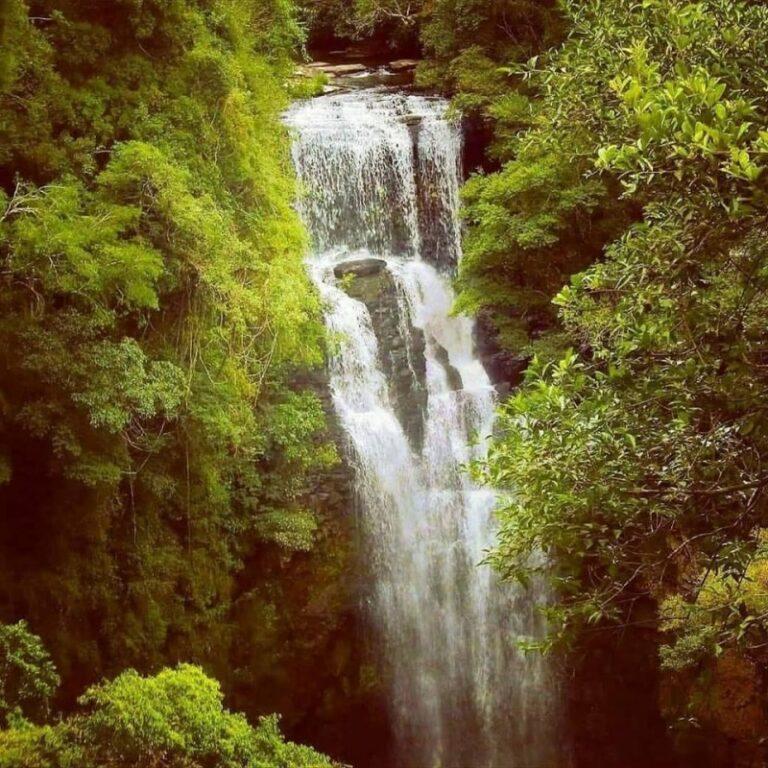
top-left (473, 0), bottom-right (768, 671)
top-left (4, 182), bottom-right (163, 310)
top-left (0, 622), bottom-right (59, 726)
top-left (0, 664), bottom-right (334, 767)
top-left (0, 0), bottom-right (332, 692)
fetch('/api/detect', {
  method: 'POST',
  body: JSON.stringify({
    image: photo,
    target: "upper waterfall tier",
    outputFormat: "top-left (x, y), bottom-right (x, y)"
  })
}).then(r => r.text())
top-left (285, 91), bottom-right (463, 267)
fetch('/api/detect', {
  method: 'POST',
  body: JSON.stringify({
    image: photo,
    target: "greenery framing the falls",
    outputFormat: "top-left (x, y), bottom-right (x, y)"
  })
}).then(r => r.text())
top-left (454, 0), bottom-right (768, 753)
top-left (6, 0), bottom-right (768, 763)
top-left (0, 626), bottom-right (333, 768)
top-left (0, 0), bottom-right (346, 762)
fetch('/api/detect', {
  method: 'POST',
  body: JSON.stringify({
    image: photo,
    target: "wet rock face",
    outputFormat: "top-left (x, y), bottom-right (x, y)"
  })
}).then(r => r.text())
top-left (298, 59), bottom-right (418, 95)
top-left (388, 59), bottom-right (419, 73)
top-left (473, 309), bottom-right (531, 396)
top-left (408, 117), bottom-right (462, 271)
top-left (317, 63), bottom-right (368, 76)
top-left (432, 342), bottom-right (463, 391)
top-left (339, 259), bottom-right (428, 451)
top-left (289, 364), bottom-right (391, 768)
top-left (334, 258), bottom-right (387, 280)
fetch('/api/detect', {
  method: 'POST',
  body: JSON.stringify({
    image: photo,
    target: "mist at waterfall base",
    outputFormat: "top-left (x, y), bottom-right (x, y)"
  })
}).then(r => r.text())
top-left (286, 90), bottom-right (563, 768)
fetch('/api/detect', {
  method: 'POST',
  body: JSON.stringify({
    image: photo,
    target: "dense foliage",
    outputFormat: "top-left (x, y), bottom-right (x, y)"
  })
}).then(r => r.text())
top-left (0, 0), bottom-right (355, 732)
top-left (0, 654), bottom-right (332, 768)
top-left (0, 622), bottom-right (59, 727)
top-left (463, 0), bottom-right (768, 738)
top-left (418, 0), bottom-right (562, 103)
top-left (299, 0), bottom-right (420, 51)
top-left (9, 0), bottom-right (768, 759)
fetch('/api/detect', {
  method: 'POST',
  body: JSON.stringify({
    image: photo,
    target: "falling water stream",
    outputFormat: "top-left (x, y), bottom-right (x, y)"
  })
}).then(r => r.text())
top-left (286, 89), bottom-right (561, 768)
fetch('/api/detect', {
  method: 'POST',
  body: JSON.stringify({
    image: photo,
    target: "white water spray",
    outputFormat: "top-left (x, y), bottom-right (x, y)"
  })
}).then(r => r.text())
top-left (287, 89), bottom-right (560, 768)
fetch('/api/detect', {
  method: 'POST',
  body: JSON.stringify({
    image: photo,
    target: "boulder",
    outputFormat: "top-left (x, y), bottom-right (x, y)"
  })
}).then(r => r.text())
top-left (318, 63), bottom-right (368, 76)
top-left (334, 258), bottom-right (387, 279)
top-left (433, 344), bottom-right (463, 391)
top-left (388, 59), bottom-right (419, 72)
top-left (339, 262), bottom-right (428, 451)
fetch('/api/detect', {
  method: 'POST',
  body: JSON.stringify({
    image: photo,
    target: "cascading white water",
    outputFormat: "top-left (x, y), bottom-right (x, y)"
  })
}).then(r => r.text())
top-left (287, 89), bottom-right (560, 768)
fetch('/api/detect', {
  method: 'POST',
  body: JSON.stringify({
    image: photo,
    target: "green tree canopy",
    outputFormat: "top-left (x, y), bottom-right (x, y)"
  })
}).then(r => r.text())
top-left (471, 0), bottom-right (768, 671)
top-left (0, 664), bottom-right (334, 767)
top-left (0, 622), bottom-right (59, 726)
top-left (0, 0), bottom-right (337, 709)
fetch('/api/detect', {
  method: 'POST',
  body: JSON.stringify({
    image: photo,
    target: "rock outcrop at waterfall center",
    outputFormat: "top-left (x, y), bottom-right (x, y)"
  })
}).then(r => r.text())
top-left (333, 258), bottom-right (387, 280)
top-left (336, 258), bottom-right (428, 451)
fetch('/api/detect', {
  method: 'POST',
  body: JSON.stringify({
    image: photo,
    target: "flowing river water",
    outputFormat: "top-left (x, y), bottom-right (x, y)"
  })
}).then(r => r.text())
top-left (286, 89), bottom-right (562, 768)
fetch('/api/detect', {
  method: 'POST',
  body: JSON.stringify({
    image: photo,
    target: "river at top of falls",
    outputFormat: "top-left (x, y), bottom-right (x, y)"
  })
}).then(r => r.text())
top-left (286, 88), bottom-right (563, 768)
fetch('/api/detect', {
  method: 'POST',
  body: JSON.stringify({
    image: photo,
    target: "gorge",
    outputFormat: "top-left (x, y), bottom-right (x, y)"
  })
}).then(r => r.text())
top-left (286, 86), bottom-right (563, 767)
top-left (5, 2), bottom-right (768, 766)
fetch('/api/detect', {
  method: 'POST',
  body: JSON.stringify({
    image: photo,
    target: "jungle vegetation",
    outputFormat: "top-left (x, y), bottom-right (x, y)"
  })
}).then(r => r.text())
top-left (477, 0), bottom-right (768, 625)
top-left (0, 621), bottom-right (331, 767)
top-left (4, 0), bottom-right (768, 763)
top-left (448, 0), bottom-right (768, 750)
top-left (0, 0), bottom-right (349, 763)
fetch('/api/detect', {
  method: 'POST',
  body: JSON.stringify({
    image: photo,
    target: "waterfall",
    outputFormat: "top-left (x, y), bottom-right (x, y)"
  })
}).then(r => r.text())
top-left (287, 90), bottom-right (561, 768)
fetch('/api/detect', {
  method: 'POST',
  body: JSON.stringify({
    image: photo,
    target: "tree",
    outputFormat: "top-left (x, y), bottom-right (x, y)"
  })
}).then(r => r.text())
top-left (470, 0), bottom-right (768, 677)
top-left (417, 0), bottom-right (563, 99)
top-left (354, 0), bottom-right (423, 31)
top-left (0, 0), bottom-right (339, 720)
top-left (0, 664), bottom-right (335, 767)
top-left (0, 622), bottom-right (59, 726)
